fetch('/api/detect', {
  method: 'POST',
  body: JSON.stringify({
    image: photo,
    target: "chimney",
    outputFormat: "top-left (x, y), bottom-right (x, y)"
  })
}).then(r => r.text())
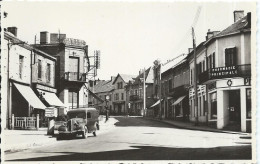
top-left (233, 10), bottom-right (244, 22)
top-left (188, 48), bottom-right (193, 53)
top-left (7, 27), bottom-right (17, 37)
top-left (40, 31), bottom-right (49, 44)
top-left (206, 29), bottom-right (213, 40)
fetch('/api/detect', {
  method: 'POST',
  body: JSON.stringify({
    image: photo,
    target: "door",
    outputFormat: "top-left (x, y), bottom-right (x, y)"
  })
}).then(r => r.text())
top-left (228, 90), bottom-right (241, 122)
top-left (69, 57), bottom-right (79, 80)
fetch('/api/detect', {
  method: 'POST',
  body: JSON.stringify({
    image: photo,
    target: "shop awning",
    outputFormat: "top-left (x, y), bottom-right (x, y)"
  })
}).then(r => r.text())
top-left (172, 95), bottom-right (186, 106)
top-left (13, 83), bottom-right (46, 109)
top-left (150, 99), bottom-right (163, 108)
top-left (37, 89), bottom-right (65, 107)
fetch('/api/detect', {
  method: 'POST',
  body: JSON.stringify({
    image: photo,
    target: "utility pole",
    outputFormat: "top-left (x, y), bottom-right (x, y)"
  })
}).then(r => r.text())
top-left (159, 63), bottom-right (162, 120)
top-left (192, 27), bottom-right (199, 126)
top-left (143, 68), bottom-right (146, 117)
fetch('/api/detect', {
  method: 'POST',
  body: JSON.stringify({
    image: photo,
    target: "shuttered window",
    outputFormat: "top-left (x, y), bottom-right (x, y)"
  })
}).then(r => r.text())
top-left (225, 47), bottom-right (237, 66)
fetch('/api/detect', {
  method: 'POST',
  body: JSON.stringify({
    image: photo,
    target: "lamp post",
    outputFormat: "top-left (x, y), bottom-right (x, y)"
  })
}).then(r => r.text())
top-left (105, 95), bottom-right (110, 121)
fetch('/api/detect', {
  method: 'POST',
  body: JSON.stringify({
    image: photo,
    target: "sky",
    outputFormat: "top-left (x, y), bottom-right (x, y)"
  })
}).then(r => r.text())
top-left (2, 1), bottom-right (255, 80)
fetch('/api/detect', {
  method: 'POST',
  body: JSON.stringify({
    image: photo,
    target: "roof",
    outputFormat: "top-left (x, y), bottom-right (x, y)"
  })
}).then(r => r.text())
top-left (204, 13), bottom-right (251, 45)
top-left (93, 79), bottom-right (115, 93)
top-left (133, 67), bottom-right (153, 84)
top-left (4, 32), bottom-right (56, 61)
top-left (113, 74), bottom-right (136, 84)
top-left (215, 14), bottom-right (250, 38)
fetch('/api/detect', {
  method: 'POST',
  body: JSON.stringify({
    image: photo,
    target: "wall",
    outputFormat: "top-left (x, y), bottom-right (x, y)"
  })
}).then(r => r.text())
top-left (32, 53), bottom-right (55, 88)
top-left (217, 34), bottom-right (241, 67)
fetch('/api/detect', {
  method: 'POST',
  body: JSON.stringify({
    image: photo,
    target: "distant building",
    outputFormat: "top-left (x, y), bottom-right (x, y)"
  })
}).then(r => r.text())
top-left (89, 77), bottom-right (115, 114)
top-left (125, 67), bottom-right (154, 116)
top-left (112, 74), bottom-right (136, 115)
top-left (161, 58), bottom-right (190, 120)
top-left (32, 32), bottom-right (90, 114)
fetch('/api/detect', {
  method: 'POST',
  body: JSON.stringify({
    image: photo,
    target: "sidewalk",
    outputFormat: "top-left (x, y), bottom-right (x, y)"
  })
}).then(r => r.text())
top-left (144, 117), bottom-right (250, 135)
top-left (3, 117), bottom-right (118, 152)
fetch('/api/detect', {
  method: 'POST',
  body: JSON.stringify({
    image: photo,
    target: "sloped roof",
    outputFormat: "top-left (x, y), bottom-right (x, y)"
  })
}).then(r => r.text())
top-left (216, 14), bottom-right (250, 38)
top-left (133, 67), bottom-right (153, 84)
top-left (113, 74), bottom-right (136, 84)
top-left (94, 79), bottom-right (115, 93)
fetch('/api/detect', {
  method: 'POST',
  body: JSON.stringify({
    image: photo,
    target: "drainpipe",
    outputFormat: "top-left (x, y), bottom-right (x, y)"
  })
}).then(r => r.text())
top-left (7, 40), bottom-right (11, 129)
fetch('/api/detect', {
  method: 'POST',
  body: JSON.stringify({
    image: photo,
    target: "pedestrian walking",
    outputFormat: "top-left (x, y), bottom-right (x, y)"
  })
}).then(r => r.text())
top-left (105, 108), bottom-right (109, 122)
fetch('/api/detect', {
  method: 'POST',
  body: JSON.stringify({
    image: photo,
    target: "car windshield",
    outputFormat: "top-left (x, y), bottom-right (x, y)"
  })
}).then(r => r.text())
top-left (68, 112), bottom-right (86, 119)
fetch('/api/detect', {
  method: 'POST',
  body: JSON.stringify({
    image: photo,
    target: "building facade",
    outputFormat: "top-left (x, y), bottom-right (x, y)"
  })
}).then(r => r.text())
top-left (112, 74), bottom-right (136, 115)
top-left (2, 28), bottom-right (49, 129)
top-left (161, 58), bottom-right (190, 120)
top-left (125, 67), bottom-right (154, 116)
top-left (197, 11), bottom-right (251, 132)
top-left (33, 32), bottom-right (90, 114)
top-left (89, 77), bottom-right (115, 114)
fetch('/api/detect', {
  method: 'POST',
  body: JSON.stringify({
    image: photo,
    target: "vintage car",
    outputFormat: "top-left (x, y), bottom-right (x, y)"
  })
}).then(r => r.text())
top-left (57, 108), bottom-right (99, 139)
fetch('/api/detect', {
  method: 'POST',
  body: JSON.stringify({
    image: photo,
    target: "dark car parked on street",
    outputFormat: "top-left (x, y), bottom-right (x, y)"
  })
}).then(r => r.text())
top-left (57, 108), bottom-right (99, 139)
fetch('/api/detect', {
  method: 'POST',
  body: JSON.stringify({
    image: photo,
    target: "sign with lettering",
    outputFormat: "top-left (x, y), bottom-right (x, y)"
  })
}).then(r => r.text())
top-left (63, 38), bottom-right (86, 47)
top-left (45, 108), bottom-right (57, 117)
top-left (210, 66), bottom-right (238, 78)
top-left (244, 77), bottom-right (251, 86)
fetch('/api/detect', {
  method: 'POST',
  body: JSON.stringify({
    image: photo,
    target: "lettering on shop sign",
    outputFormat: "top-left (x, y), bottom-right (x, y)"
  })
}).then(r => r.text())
top-left (210, 66), bottom-right (237, 78)
top-left (63, 38), bottom-right (86, 46)
top-left (244, 77), bottom-right (251, 86)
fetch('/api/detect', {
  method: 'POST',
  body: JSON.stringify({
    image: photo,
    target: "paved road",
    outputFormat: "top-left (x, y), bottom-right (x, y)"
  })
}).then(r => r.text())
top-left (5, 116), bottom-right (252, 161)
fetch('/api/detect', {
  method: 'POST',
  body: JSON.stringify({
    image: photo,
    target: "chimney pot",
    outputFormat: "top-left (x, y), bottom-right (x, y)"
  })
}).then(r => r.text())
top-left (7, 27), bottom-right (17, 37)
top-left (40, 31), bottom-right (49, 44)
top-left (233, 10), bottom-right (244, 22)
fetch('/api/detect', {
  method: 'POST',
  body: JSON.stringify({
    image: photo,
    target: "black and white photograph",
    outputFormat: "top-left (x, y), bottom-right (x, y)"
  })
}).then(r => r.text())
top-left (0, 1), bottom-right (257, 163)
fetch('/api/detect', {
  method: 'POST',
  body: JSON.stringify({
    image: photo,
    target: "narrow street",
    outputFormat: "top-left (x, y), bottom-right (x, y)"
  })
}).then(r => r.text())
top-left (5, 116), bottom-right (251, 161)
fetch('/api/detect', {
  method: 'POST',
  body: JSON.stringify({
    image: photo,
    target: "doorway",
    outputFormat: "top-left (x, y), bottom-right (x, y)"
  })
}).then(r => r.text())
top-left (228, 90), bottom-right (241, 123)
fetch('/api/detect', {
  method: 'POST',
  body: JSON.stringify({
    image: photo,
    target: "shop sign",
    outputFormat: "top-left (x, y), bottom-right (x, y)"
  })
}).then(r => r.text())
top-left (36, 84), bottom-right (56, 93)
top-left (244, 77), bottom-right (251, 86)
top-left (189, 85), bottom-right (206, 97)
top-left (45, 108), bottom-right (57, 117)
top-left (210, 66), bottom-right (237, 78)
top-left (63, 38), bottom-right (86, 46)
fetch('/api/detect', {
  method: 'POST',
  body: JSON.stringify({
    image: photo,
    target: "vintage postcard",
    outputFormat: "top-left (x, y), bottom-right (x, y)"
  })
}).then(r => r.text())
top-left (0, 0), bottom-right (257, 163)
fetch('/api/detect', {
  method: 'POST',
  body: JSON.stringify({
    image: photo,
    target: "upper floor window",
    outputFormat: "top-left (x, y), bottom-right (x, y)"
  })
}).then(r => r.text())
top-left (225, 47), bottom-right (237, 66)
top-left (117, 82), bottom-right (123, 89)
top-left (19, 55), bottom-right (24, 79)
top-left (207, 53), bottom-right (215, 70)
top-left (38, 59), bottom-right (42, 79)
top-left (121, 93), bottom-right (124, 100)
top-left (46, 63), bottom-right (51, 82)
top-left (190, 69), bottom-right (193, 85)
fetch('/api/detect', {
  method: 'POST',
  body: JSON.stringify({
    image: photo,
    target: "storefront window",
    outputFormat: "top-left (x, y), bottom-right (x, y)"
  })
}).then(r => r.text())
top-left (246, 89), bottom-right (251, 118)
top-left (211, 92), bottom-right (217, 119)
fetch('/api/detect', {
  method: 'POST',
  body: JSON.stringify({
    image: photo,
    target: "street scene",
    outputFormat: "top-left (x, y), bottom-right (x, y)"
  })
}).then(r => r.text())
top-left (4, 116), bottom-right (251, 161)
top-left (0, 1), bottom-right (256, 163)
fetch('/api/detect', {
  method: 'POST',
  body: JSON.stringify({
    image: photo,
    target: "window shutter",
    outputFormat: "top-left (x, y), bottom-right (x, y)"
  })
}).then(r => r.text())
top-left (233, 47), bottom-right (237, 65)
top-left (212, 53), bottom-right (215, 68)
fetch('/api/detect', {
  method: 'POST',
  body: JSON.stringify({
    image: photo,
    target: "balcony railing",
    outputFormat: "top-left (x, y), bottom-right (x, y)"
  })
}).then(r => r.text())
top-left (198, 64), bottom-right (251, 84)
top-left (130, 95), bottom-right (140, 101)
top-left (64, 72), bottom-right (87, 82)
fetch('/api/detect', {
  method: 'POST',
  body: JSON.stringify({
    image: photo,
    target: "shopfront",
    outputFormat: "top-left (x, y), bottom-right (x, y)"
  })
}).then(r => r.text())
top-left (207, 77), bottom-right (251, 132)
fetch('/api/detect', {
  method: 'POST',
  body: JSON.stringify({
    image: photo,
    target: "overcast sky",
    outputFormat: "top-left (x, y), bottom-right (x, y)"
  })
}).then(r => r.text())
top-left (2, 1), bottom-right (255, 80)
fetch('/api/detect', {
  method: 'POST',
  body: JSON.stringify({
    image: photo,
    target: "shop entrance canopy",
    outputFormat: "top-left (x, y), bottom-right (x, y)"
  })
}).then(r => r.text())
top-left (172, 96), bottom-right (186, 106)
